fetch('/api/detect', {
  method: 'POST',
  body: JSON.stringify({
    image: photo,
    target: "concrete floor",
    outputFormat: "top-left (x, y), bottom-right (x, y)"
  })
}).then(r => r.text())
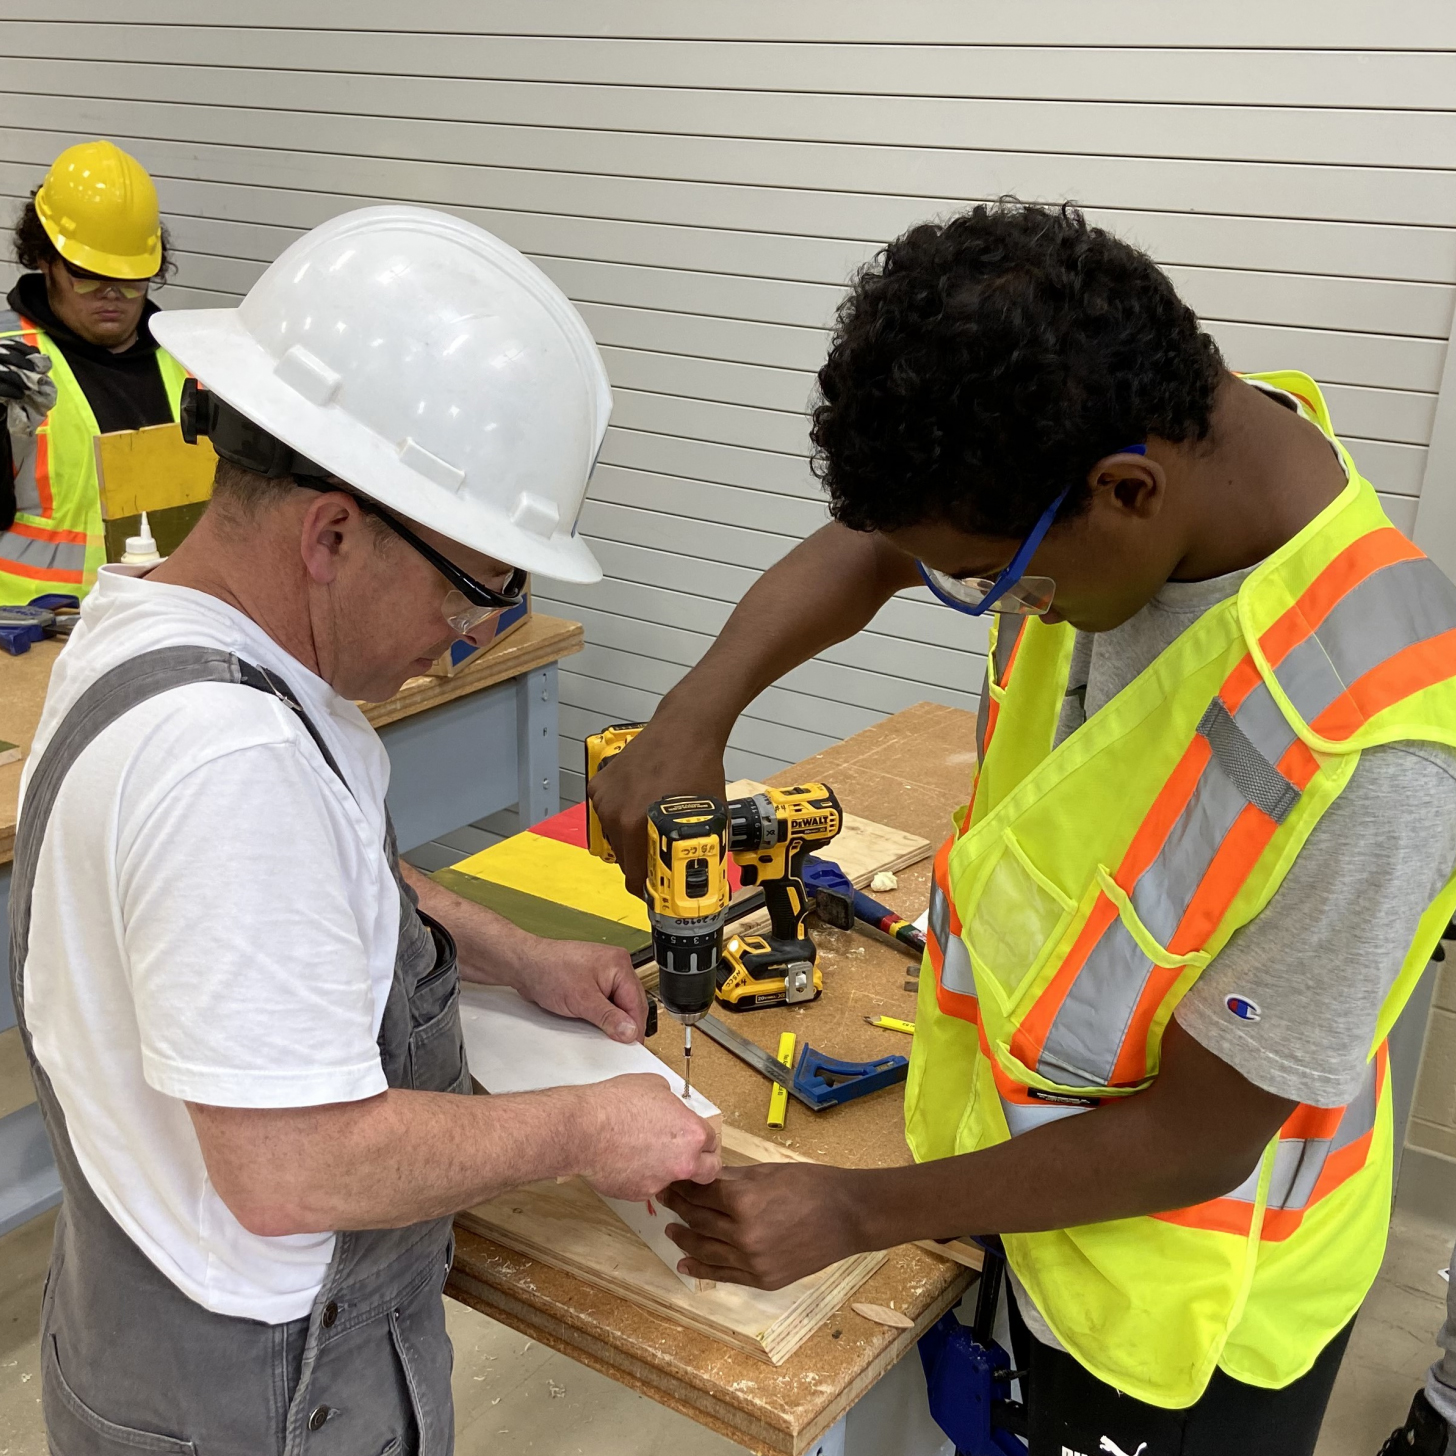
top-left (0, 1201), bottom-right (1450, 1455)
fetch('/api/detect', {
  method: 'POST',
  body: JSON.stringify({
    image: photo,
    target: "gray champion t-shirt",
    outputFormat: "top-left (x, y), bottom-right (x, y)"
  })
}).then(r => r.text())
top-left (1010, 565), bottom-right (1456, 1350)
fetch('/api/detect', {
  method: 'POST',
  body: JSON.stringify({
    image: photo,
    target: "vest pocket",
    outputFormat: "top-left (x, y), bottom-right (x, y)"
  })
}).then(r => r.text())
top-left (963, 828), bottom-right (1076, 1013)
top-left (43, 1334), bottom-right (197, 1454)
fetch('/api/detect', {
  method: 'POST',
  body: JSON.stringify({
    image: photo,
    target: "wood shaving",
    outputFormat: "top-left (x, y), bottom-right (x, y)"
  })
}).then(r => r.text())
top-left (870, 871), bottom-right (898, 892)
top-left (851, 1301), bottom-right (914, 1329)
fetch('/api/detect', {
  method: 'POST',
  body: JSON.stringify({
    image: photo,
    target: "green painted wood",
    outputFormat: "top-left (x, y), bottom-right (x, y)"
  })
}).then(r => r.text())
top-left (433, 866), bottom-right (650, 952)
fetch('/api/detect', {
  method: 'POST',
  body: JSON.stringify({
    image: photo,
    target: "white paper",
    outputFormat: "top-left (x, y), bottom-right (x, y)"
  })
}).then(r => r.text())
top-left (458, 984), bottom-right (718, 1287)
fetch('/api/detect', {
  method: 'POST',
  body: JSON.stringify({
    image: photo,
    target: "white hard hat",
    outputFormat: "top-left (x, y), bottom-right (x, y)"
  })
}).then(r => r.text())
top-left (151, 205), bottom-right (609, 583)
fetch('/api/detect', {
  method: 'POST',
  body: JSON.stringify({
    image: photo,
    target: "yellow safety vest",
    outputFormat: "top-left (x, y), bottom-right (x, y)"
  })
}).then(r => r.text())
top-left (0, 307), bottom-right (187, 604)
top-left (904, 372), bottom-right (1456, 1407)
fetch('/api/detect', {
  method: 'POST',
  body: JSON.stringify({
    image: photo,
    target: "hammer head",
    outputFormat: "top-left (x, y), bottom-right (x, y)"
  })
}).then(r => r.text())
top-left (803, 856), bottom-right (856, 930)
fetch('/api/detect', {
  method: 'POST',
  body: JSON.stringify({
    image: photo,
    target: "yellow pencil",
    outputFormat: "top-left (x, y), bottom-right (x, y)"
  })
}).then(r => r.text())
top-left (766, 1032), bottom-right (796, 1128)
top-left (864, 1015), bottom-right (916, 1035)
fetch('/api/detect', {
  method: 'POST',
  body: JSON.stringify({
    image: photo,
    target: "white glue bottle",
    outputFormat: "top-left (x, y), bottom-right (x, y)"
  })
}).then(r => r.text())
top-left (121, 511), bottom-right (162, 566)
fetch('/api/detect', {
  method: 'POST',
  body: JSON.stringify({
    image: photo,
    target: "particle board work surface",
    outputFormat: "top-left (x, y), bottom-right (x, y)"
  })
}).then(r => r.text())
top-left (446, 702), bottom-right (980, 1456)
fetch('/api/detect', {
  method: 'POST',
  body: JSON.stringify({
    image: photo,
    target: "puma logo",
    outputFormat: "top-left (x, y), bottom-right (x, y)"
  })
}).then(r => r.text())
top-left (1099, 1439), bottom-right (1148, 1456)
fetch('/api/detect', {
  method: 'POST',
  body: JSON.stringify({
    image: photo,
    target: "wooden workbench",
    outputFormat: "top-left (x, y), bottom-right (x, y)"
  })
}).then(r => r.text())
top-left (0, 612), bottom-right (584, 867)
top-left (446, 702), bottom-right (981, 1456)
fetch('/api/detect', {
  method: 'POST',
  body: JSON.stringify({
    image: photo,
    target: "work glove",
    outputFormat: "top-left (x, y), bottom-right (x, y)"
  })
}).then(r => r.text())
top-left (0, 338), bottom-right (57, 475)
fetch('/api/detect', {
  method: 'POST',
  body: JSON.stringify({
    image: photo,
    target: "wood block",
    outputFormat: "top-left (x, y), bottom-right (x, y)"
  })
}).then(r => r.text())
top-left (93, 422), bottom-right (215, 518)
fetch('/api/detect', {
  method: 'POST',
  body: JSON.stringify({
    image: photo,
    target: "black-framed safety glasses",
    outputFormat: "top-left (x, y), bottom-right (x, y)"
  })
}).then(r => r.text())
top-left (356, 497), bottom-right (527, 637)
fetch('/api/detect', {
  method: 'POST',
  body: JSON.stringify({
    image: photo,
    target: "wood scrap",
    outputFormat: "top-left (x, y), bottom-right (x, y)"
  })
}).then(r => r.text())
top-left (851, 1302), bottom-right (914, 1330)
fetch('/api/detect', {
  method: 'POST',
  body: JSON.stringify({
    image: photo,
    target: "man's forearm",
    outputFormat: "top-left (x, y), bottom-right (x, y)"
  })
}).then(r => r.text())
top-left (401, 861), bottom-right (532, 986)
top-left (655, 522), bottom-right (921, 742)
top-left (196, 1084), bottom-right (595, 1236)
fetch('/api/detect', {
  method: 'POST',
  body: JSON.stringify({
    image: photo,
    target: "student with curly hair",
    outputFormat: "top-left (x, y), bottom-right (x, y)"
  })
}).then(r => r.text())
top-left (591, 201), bottom-right (1456, 1455)
top-left (1, 140), bottom-right (183, 603)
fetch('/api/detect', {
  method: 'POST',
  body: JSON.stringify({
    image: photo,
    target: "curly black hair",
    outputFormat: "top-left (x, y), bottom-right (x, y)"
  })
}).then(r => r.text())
top-left (811, 201), bottom-right (1225, 539)
top-left (11, 187), bottom-right (175, 283)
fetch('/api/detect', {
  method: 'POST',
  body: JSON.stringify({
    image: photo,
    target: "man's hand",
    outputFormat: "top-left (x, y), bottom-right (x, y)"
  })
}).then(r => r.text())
top-left (662, 1162), bottom-right (862, 1289)
top-left (588, 716), bottom-right (726, 896)
top-left (580, 1073), bottom-right (722, 1201)
top-left (511, 937), bottom-right (649, 1045)
top-left (402, 864), bottom-right (645, 1041)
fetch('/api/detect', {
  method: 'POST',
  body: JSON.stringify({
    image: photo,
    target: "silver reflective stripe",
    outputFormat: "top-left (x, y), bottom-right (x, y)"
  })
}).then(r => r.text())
top-left (1197, 698), bottom-right (1299, 823)
top-left (1274, 556), bottom-right (1456, 726)
top-left (1000, 1095), bottom-right (1090, 1137)
top-left (992, 620), bottom-right (1021, 684)
top-left (942, 933), bottom-right (976, 998)
top-left (0, 308), bottom-right (21, 335)
top-left (928, 878), bottom-right (951, 953)
top-left (10, 442), bottom-right (40, 515)
top-left (1220, 1058), bottom-right (1378, 1209)
top-left (0, 530), bottom-right (83, 573)
top-left (1038, 915), bottom-right (1146, 1085)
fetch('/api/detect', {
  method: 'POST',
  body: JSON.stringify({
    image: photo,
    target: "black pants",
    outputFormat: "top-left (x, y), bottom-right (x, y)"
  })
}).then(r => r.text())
top-left (1006, 1288), bottom-right (1354, 1456)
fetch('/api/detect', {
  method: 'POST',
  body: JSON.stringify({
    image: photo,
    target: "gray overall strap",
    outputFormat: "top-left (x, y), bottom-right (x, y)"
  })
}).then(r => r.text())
top-left (11, 647), bottom-right (255, 979)
top-left (14, 645), bottom-right (461, 1456)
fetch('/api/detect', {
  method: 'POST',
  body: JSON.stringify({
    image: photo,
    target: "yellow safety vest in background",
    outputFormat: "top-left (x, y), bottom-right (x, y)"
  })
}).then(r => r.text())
top-left (905, 372), bottom-right (1456, 1407)
top-left (0, 309), bottom-right (187, 603)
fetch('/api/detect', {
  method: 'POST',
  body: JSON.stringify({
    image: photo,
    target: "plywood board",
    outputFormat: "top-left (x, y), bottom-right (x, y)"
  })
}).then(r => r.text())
top-left (458, 985), bottom-right (886, 1359)
top-left (460, 984), bottom-right (717, 1289)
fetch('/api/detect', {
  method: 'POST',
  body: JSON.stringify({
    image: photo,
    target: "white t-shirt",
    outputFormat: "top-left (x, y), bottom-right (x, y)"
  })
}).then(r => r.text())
top-left (20, 565), bottom-right (400, 1323)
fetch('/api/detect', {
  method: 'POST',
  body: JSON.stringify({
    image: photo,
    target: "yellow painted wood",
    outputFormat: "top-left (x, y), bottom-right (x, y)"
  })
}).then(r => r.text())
top-left (93, 423), bottom-right (216, 519)
top-left (454, 830), bottom-right (651, 932)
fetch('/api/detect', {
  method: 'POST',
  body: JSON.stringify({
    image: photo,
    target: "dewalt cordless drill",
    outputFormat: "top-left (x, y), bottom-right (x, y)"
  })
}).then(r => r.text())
top-left (585, 724), bottom-right (843, 1024)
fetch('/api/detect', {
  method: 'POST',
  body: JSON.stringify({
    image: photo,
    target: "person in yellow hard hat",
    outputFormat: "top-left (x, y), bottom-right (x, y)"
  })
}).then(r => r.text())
top-left (0, 140), bottom-right (186, 604)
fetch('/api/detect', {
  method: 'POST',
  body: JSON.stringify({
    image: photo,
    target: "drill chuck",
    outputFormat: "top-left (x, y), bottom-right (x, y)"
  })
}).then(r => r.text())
top-left (648, 913), bottom-right (720, 1024)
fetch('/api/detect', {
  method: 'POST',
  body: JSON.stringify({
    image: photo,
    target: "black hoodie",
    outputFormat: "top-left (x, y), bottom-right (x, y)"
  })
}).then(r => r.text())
top-left (8, 271), bottom-right (173, 434)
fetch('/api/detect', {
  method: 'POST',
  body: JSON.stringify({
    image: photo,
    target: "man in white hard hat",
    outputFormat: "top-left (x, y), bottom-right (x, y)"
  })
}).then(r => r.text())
top-left (11, 206), bottom-right (719, 1454)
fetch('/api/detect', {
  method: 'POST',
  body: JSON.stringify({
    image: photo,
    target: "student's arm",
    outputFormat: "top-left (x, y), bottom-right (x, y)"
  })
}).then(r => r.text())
top-left (402, 863), bottom-right (648, 1044)
top-left (188, 1071), bottom-right (720, 1235)
top-left (588, 523), bottom-right (922, 894)
top-left (660, 1020), bottom-right (1294, 1289)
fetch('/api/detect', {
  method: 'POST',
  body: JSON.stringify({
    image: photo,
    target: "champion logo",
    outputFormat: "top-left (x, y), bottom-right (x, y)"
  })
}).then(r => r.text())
top-left (1226, 994), bottom-right (1262, 1022)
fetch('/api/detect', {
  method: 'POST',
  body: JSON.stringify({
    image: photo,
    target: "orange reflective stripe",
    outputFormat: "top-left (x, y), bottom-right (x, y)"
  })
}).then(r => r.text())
top-left (30, 424), bottom-right (53, 520)
top-left (1260, 528), bottom-right (1421, 670)
top-left (1151, 1197), bottom-right (1257, 1238)
top-left (6, 520), bottom-right (90, 546)
top-left (0, 557), bottom-right (85, 584)
top-left (1311, 627), bottom-right (1456, 743)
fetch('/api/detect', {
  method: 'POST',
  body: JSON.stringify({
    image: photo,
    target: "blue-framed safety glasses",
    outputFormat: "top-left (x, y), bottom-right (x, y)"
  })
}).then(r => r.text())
top-left (918, 446), bottom-right (1145, 617)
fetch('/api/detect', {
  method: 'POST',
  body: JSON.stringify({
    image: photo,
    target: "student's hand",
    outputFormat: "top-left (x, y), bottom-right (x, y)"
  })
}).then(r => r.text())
top-left (580, 1074), bottom-right (721, 1199)
top-left (514, 937), bottom-right (649, 1044)
top-left (661, 1162), bottom-right (864, 1289)
top-left (588, 713), bottom-right (727, 897)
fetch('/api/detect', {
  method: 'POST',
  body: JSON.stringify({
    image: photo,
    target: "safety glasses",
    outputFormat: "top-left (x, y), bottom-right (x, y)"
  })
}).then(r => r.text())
top-left (292, 473), bottom-right (527, 639)
top-left (918, 446), bottom-right (1145, 618)
top-left (58, 258), bottom-right (152, 299)
top-left (358, 498), bottom-right (527, 638)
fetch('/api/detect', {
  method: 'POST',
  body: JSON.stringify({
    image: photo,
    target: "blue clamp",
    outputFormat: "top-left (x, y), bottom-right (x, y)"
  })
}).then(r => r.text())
top-left (791, 1043), bottom-right (908, 1110)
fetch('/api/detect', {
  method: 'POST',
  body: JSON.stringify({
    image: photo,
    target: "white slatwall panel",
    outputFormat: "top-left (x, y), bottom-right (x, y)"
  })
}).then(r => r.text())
top-left (3, 5), bottom-right (1452, 801)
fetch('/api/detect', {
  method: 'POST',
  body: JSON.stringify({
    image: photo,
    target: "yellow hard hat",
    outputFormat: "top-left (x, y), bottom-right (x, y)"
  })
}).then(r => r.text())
top-left (34, 140), bottom-right (161, 279)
